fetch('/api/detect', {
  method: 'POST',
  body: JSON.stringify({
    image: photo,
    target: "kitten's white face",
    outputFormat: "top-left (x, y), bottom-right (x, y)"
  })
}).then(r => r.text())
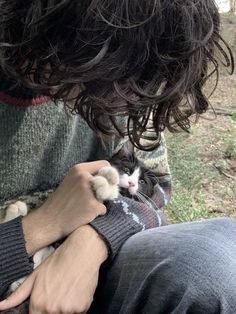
top-left (119, 167), bottom-right (140, 195)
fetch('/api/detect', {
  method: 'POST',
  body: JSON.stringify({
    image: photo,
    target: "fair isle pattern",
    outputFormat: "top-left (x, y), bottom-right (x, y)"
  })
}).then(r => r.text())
top-left (137, 198), bottom-right (164, 228)
top-left (113, 199), bottom-right (146, 231)
top-left (128, 196), bottom-right (165, 229)
top-left (114, 133), bottom-right (171, 184)
top-left (114, 134), bottom-right (172, 219)
top-left (0, 76), bottom-right (172, 305)
top-left (0, 131), bottom-right (172, 258)
top-left (135, 133), bottom-right (171, 177)
top-left (134, 133), bottom-right (172, 213)
top-left (152, 183), bottom-right (172, 210)
top-left (0, 135), bottom-right (172, 228)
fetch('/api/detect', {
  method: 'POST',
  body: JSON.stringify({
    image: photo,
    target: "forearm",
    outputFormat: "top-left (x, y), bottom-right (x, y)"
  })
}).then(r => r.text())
top-left (0, 216), bottom-right (107, 299)
top-left (69, 225), bottom-right (108, 263)
top-left (22, 205), bottom-right (62, 256)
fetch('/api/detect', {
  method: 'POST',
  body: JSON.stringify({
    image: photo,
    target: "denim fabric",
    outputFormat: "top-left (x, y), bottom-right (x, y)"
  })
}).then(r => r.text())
top-left (90, 218), bottom-right (236, 314)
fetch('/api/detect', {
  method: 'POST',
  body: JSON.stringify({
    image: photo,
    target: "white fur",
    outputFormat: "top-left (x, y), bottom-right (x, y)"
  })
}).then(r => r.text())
top-left (91, 166), bottom-right (119, 201)
top-left (9, 246), bottom-right (55, 292)
top-left (33, 246), bottom-right (55, 268)
top-left (3, 201), bottom-right (55, 292)
top-left (4, 201), bottom-right (28, 222)
top-left (9, 276), bottom-right (26, 292)
top-left (119, 167), bottom-right (140, 195)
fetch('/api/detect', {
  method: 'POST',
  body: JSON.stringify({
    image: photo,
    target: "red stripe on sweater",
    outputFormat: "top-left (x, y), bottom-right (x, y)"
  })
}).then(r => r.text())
top-left (0, 91), bottom-right (51, 107)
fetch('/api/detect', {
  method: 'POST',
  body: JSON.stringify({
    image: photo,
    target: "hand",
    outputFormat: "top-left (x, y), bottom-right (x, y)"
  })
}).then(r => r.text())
top-left (23, 160), bottom-right (109, 256)
top-left (0, 225), bottom-right (108, 313)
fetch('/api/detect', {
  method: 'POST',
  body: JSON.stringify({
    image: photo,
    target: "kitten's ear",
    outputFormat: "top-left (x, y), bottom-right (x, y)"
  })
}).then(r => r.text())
top-left (117, 141), bottom-right (134, 158)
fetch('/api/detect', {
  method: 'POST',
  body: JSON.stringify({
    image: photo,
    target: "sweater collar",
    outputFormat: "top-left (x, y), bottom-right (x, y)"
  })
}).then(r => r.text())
top-left (0, 71), bottom-right (50, 106)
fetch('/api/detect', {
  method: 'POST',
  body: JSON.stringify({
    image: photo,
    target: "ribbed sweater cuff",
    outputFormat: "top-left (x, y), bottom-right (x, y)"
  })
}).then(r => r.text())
top-left (90, 193), bottom-right (167, 260)
top-left (90, 203), bottom-right (142, 259)
top-left (0, 217), bottom-right (33, 295)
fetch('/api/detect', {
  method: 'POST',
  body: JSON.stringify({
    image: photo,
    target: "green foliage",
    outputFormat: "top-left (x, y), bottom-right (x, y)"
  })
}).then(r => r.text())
top-left (225, 140), bottom-right (236, 159)
top-left (231, 114), bottom-right (236, 122)
top-left (165, 132), bottom-right (214, 223)
top-left (163, 14), bottom-right (236, 224)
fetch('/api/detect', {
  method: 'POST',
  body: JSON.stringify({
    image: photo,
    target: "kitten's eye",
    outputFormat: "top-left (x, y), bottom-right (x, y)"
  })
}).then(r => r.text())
top-left (123, 167), bottom-right (131, 175)
top-left (139, 179), bottom-right (146, 184)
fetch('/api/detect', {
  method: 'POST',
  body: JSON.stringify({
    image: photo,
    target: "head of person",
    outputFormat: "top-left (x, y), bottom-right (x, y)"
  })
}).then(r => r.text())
top-left (0, 0), bottom-right (234, 150)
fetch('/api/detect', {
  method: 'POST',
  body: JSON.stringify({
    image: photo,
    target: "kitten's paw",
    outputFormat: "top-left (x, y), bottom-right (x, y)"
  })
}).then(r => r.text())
top-left (14, 201), bottom-right (28, 216)
top-left (107, 185), bottom-right (119, 200)
top-left (4, 204), bottom-right (19, 222)
top-left (33, 246), bottom-right (55, 268)
top-left (9, 277), bottom-right (26, 292)
top-left (91, 167), bottom-right (120, 201)
top-left (91, 176), bottom-right (110, 201)
top-left (4, 201), bottom-right (28, 222)
top-left (98, 166), bottom-right (119, 185)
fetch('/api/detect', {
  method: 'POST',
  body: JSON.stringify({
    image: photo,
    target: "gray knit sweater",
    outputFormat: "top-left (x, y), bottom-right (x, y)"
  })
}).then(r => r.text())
top-left (0, 75), bottom-right (172, 297)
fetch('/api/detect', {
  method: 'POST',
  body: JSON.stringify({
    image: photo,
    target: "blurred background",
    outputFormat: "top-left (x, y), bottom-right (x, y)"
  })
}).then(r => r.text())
top-left (165, 1), bottom-right (236, 223)
top-left (217, 0), bottom-right (235, 12)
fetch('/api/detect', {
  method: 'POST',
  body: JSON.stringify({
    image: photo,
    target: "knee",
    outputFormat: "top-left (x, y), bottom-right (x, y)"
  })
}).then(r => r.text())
top-left (121, 219), bottom-right (236, 311)
top-left (121, 217), bottom-right (236, 262)
top-left (149, 239), bottom-right (236, 312)
top-left (205, 217), bottom-right (236, 231)
top-left (145, 220), bottom-right (236, 312)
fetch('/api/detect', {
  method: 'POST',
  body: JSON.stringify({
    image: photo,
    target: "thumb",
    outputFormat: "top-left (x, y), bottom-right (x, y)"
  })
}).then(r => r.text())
top-left (0, 272), bottom-right (36, 310)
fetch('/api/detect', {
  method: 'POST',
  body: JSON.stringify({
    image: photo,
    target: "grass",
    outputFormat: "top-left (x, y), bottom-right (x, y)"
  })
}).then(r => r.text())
top-left (164, 114), bottom-right (236, 223)
top-left (165, 130), bottom-right (218, 223)
top-left (164, 14), bottom-right (236, 224)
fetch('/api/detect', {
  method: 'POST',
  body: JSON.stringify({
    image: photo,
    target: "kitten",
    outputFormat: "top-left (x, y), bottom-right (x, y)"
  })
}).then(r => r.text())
top-left (91, 141), bottom-right (159, 205)
top-left (4, 141), bottom-right (158, 292)
top-left (110, 141), bottom-right (159, 201)
top-left (3, 171), bottom-right (120, 293)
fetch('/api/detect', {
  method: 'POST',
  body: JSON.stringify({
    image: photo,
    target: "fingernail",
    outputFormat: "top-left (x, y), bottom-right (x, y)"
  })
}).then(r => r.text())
top-left (0, 299), bottom-right (7, 304)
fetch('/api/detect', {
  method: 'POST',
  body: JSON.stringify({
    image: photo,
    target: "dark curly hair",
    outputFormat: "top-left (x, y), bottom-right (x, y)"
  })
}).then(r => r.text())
top-left (0, 0), bottom-right (234, 150)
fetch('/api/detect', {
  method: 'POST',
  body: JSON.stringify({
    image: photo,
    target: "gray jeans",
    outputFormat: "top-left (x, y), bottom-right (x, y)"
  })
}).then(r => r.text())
top-left (89, 218), bottom-right (236, 314)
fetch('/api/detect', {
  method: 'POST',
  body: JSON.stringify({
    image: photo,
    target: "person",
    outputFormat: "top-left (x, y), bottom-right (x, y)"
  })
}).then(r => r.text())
top-left (0, 1), bottom-right (235, 313)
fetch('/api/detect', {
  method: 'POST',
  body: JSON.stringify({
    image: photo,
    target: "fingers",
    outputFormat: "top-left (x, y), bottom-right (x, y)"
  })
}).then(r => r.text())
top-left (72, 160), bottom-right (110, 175)
top-left (97, 203), bottom-right (107, 216)
top-left (0, 273), bottom-right (35, 310)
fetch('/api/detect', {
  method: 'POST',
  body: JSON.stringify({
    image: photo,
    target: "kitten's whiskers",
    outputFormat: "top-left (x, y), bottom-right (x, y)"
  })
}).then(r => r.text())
top-left (136, 191), bottom-right (151, 208)
top-left (138, 191), bottom-right (158, 210)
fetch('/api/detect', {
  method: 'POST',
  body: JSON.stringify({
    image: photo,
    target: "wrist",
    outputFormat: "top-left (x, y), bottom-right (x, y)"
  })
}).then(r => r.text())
top-left (71, 225), bottom-right (109, 263)
top-left (22, 206), bottom-right (61, 256)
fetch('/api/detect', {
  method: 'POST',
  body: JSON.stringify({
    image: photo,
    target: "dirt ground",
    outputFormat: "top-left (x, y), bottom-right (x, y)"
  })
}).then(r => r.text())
top-left (202, 15), bottom-right (236, 215)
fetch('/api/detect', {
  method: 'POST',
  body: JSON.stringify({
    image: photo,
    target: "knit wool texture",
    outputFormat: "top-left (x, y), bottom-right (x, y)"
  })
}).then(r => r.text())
top-left (0, 78), bottom-right (172, 296)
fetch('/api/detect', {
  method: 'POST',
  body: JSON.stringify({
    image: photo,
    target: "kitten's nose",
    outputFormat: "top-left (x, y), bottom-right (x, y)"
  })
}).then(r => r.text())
top-left (128, 181), bottom-right (135, 187)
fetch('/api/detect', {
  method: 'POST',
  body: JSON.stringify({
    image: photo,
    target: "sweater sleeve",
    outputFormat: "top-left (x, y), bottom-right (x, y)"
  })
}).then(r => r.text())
top-left (0, 134), bottom-right (171, 294)
top-left (0, 216), bottom-right (33, 298)
top-left (90, 133), bottom-right (172, 258)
